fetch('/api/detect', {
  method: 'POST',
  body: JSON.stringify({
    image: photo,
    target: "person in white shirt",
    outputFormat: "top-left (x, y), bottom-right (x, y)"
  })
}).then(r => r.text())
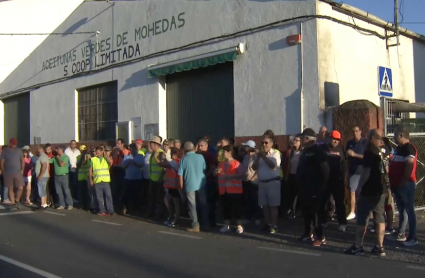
top-left (252, 136), bottom-right (281, 234)
top-left (65, 140), bottom-right (81, 201)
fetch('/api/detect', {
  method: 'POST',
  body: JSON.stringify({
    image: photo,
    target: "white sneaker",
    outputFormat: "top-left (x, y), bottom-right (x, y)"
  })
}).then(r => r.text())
top-left (347, 212), bottom-right (356, 220)
top-left (338, 225), bottom-right (347, 232)
top-left (236, 225), bottom-right (244, 234)
top-left (219, 225), bottom-right (230, 233)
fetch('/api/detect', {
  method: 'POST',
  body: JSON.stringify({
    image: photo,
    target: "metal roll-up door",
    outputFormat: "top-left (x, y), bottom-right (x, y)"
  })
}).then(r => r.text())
top-left (166, 62), bottom-right (234, 144)
top-left (3, 93), bottom-right (30, 146)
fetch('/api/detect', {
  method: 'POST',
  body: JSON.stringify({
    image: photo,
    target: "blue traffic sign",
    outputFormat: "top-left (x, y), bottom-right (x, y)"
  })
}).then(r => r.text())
top-left (378, 66), bottom-right (393, 97)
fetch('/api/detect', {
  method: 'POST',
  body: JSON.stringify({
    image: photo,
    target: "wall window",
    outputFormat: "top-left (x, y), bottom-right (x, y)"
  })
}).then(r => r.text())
top-left (78, 81), bottom-right (118, 141)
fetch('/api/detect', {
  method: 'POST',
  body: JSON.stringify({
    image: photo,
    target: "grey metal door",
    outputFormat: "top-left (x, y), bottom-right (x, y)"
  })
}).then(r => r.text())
top-left (3, 93), bottom-right (30, 146)
top-left (166, 62), bottom-right (234, 145)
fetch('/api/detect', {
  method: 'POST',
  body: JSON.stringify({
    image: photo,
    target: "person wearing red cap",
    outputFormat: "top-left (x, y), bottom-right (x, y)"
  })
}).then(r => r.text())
top-left (1, 138), bottom-right (25, 210)
top-left (135, 139), bottom-right (146, 156)
top-left (321, 130), bottom-right (347, 231)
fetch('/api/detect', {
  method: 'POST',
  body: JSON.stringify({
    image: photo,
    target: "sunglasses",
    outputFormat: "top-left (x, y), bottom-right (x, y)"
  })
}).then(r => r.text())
top-left (262, 141), bottom-right (270, 145)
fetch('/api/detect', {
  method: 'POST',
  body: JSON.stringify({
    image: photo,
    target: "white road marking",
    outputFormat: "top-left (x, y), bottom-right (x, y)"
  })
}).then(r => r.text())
top-left (258, 246), bottom-right (321, 257)
top-left (0, 211), bottom-right (34, 217)
top-left (0, 205), bottom-right (5, 210)
top-left (43, 211), bottom-right (66, 216)
top-left (92, 220), bottom-right (122, 226)
top-left (407, 265), bottom-right (425, 271)
top-left (0, 255), bottom-right (61, 278)
top-left (158, 231), bottom-right (202, 239)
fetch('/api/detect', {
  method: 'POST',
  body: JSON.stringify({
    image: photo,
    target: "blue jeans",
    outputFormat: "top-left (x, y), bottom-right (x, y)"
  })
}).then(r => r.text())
top-left (94, 182), bottom-right (115, 214)
top-left (37, 177), bottom-right (49, 198)
top-left (78, 180), bottom-right (90, 210)
top-left (186, 187), bottom-right (209, 229)
top-left (55, 175), bottom-right (73, 207)
top-left (393, 182), bottom-right (417, 238)
top-left (88, 182), bottom-right (99, 210)
top-left (69, 171), bottom-right (78, 201)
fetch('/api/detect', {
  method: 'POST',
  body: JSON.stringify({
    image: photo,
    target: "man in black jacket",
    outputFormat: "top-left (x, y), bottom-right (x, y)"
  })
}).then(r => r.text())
top-left (322, 130), bottom-right (347, 231)
top-left (296, 128), bottom-right (330, 247)
top-left (345, 129), bottom-right (387, 257)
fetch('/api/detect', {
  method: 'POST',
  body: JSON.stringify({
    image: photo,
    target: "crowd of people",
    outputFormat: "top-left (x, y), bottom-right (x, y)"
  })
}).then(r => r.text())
top-left (0, 125), bottom-right (419, 257)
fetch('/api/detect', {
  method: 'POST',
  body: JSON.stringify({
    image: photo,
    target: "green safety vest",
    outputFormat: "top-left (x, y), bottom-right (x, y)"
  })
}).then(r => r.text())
top-left (138, 148), bottom-right (146, 156)
top-left (76, 155), bottom-right (90, 181)
top-left (149, 149), bottom-right (164, 182)
top-left (91, 157), bottom-right (111, 184)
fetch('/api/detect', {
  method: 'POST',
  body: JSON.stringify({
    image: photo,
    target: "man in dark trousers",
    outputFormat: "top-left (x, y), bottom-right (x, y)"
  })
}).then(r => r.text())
top-left (321, 130), bottom-right (347, 231)
top-left (345, 129), bottom-right (388, 257)
top-left (296, 128), bottom-right (330, 247)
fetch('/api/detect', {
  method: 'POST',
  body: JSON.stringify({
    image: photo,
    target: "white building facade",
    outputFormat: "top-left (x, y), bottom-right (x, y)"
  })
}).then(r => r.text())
top-left (0, 0), bottom-right (424, 145)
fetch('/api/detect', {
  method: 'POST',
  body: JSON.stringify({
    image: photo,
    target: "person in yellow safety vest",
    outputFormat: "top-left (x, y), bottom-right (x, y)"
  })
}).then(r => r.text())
top-left (135, 139), bottom-right (146, 155)
top-left (89, 146), bottom-right (115, 216)
top-left (214, 145), bottom-right (244, 234)
top-left (153, 147), bottom-right (182, 227)
top-left (76, 145), bottom-right (92, 211)
top-left (217, 137), bottom-right (231, 163)
top-left (147, 135), bottom-right (165, 218)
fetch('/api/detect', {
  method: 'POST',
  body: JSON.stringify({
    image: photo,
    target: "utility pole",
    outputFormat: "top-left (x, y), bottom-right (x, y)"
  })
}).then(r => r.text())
top-left (394, 0), bottom-right (399, 46)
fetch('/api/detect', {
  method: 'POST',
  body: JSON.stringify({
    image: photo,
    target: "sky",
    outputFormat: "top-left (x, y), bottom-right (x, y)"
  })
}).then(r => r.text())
top-left (336, 0), bottom-right (425, 35)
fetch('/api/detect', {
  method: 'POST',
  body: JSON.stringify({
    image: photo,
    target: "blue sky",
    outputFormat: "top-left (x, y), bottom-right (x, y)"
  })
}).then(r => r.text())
top-left (336, 0), bottom-right (425, 35)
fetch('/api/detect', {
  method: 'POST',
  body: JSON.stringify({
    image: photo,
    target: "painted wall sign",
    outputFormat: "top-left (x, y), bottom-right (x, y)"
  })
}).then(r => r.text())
top-left (40, 12), bottom-right (186, 77)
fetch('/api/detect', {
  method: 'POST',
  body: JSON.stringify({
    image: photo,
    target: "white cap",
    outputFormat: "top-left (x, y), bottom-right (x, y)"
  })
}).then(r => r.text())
top-left (242, 140), bottom-right (256, 148)
top-left (22, 145), bottom-right (30, 150)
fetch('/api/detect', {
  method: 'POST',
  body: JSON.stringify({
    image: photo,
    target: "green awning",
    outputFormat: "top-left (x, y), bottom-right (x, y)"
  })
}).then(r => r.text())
top-left (148, 50), bottom-right (238, 78)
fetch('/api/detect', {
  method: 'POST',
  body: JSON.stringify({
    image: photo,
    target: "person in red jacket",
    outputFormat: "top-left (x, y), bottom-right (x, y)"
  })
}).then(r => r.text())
top-left (215, 145), bottom-right (244, 234)
top-left (154, 147), bottom-right (183, 227)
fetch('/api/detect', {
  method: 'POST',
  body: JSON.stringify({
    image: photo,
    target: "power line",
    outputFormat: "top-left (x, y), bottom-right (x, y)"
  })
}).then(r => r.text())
top-left (402, 22), bottom-right (425, 25)
top-left (0, 31), bottom-right (98, 35)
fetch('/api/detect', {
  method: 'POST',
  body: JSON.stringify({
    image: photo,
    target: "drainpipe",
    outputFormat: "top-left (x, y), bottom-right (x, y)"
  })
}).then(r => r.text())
top-left (300, 22), bottom-right (304, 133)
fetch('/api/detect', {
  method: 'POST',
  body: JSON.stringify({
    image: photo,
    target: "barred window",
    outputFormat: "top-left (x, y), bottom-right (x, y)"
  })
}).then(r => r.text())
top-left (78, 81), bottom-right (118, 141)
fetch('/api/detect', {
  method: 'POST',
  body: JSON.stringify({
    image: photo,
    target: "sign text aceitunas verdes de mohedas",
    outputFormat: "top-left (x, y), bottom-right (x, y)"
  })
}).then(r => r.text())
top-left (41, 12), bottom-right (186, 77)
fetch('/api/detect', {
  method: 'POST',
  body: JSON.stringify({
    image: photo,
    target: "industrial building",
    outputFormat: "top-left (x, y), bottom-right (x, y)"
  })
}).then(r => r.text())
top-left (0, 0), bottom-right (424, 145)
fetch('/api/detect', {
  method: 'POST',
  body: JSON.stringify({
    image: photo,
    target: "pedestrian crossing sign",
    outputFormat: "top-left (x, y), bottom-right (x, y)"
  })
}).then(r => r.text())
top-left (378, 66), bottom-right (393, 97)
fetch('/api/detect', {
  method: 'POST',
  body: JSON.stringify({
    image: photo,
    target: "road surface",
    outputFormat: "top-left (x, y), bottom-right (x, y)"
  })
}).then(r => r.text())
top-left (0, 204), bottom-right (425, 277)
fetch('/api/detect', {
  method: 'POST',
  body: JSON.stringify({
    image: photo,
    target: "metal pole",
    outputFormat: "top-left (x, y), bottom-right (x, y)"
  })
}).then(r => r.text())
top-left (395, 0), bottom-right (399, 46)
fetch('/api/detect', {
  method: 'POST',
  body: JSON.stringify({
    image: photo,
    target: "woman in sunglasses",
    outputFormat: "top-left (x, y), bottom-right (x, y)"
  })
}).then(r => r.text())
top-left (215, 145), bottom-right (244, 234)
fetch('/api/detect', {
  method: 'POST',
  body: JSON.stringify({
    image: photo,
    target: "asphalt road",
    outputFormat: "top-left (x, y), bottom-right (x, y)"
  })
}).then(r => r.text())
top-left (1, 204), bottom-right (425, 278)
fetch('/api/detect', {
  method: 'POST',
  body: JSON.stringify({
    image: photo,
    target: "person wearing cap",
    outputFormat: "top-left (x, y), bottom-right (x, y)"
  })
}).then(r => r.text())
top-left (121, 143), bottom-right (144, 215)
top-left (345, 129), bottom-right (388, 256)
top-left (296, 128), bottom-right (330, 247)
top-left (241, 140), bottom-right (261, 225)
top-left (76, 145), bottom-right (93, 211)
top-left (147, 136), bottom-right (165, 218)
top-left (252, 135), bottom-right (282, 234)
top-left (135, 139), bottom-right (146, 156)
top-left (285, 134), bottom-right (302, 219)
top-left (89, 146), bottom-right (115, 216)
top-left (35, 145), bottom-right (50, 208)
top-left (50, 145), bottom-right (73, 210)
top-left (321, 130), bottom-right (347, 231)
top-left (1, 138), bottom-right (25, 210)
top-left (346, 126), bottom-right (368, 220)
